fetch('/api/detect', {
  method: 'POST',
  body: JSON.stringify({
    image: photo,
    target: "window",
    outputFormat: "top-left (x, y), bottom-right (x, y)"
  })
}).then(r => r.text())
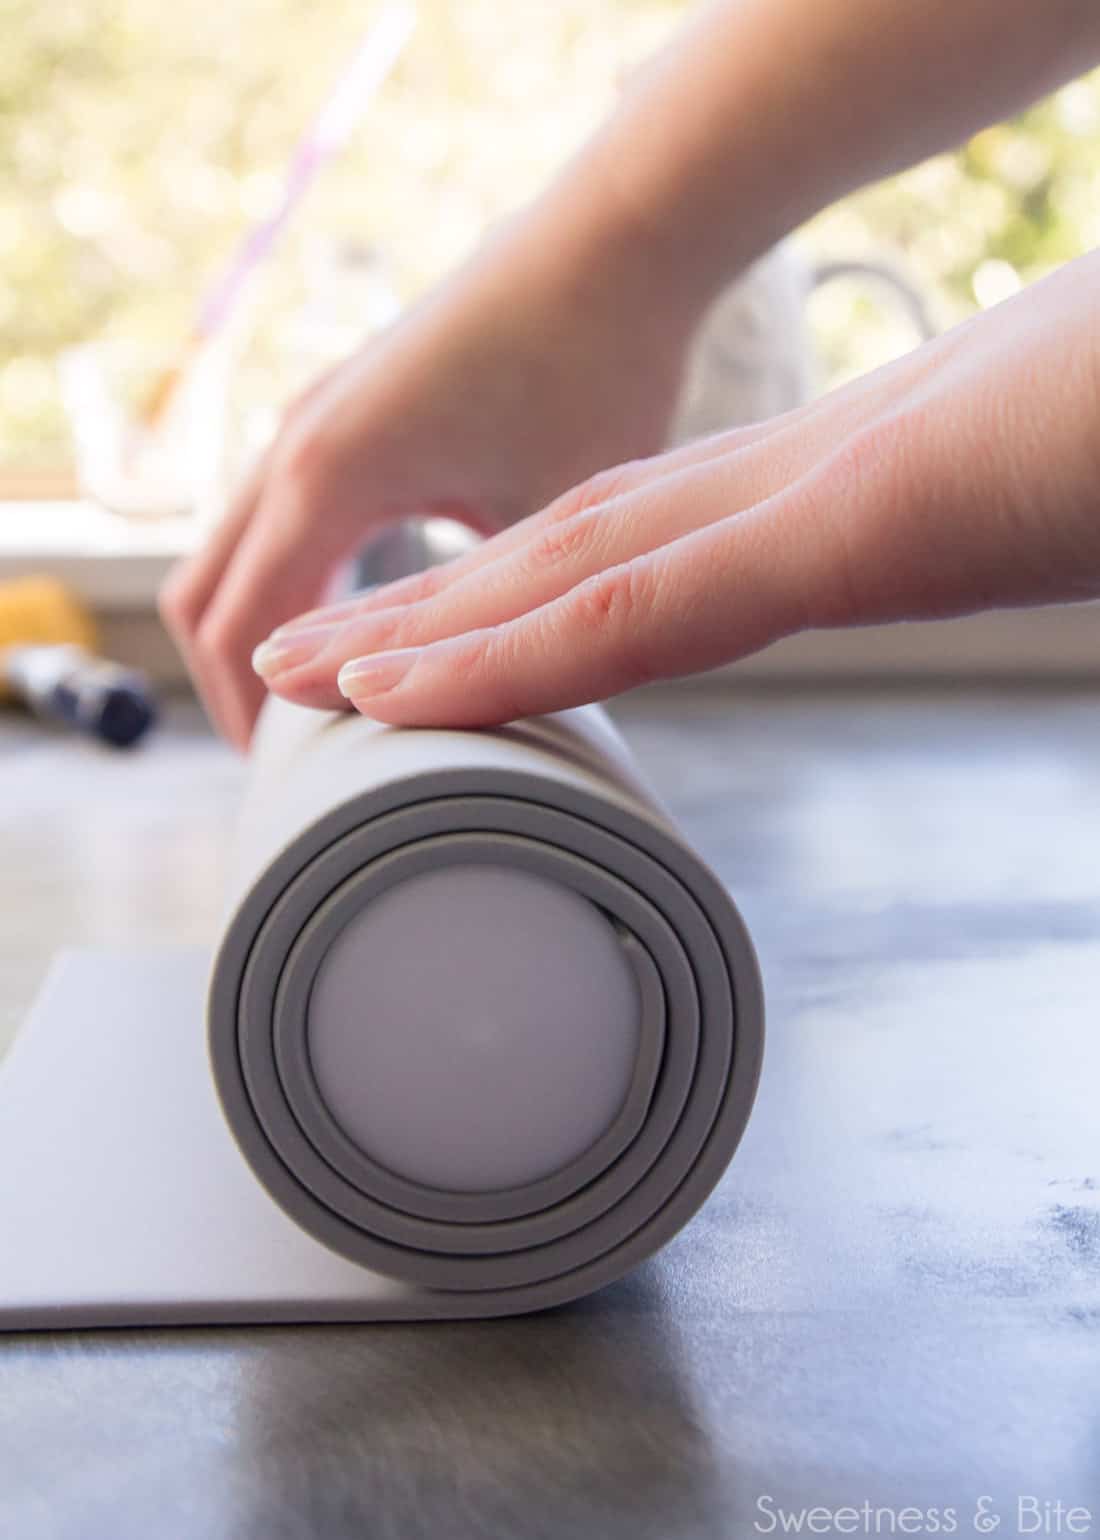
top-left (5, 1), bottom-right (1099, 674)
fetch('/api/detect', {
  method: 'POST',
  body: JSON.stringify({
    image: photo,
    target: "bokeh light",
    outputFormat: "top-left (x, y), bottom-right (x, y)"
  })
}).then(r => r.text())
top-left (4, 0), bottom-right (1099, 466)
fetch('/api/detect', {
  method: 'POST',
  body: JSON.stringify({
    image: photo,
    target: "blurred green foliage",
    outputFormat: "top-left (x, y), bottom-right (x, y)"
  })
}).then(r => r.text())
top-left (3, 0), bottom-right (1100, 462)
top-left (808, 82), bottom-right (1100, 383)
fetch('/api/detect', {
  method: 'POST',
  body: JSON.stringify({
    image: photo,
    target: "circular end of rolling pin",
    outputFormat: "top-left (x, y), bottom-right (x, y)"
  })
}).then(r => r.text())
top-left (306, 865), bottom-right (644, 1192)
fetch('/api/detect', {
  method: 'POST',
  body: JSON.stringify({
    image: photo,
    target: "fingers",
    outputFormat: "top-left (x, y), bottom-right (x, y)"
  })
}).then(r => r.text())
top-left (260, 344), bottom-right (941, 651)
top-left (245, 330), bottom-right (953, 730)
top-left (158, 364), bottom-right (356, 747)
top-left (320, 413), bottom-right (897, 726)
top-left (159, 452), bottom-right (268, 697)
top-left (253, 399), bottom-right (843, 710)
top-left (257, 419), bottom-right (821, 711)
top-left (334, 489), bottom-right (815, 727)
top-left (185, 477), bottom-right (360, 748)
top-left (257, 405), bottom-right (811, 646)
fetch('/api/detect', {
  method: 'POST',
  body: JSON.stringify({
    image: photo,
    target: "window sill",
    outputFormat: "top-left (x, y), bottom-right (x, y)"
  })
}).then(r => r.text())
top-left (724, 603), bottom-right (1100, 684)
top-left (0, 499), bottom-right (194, 609)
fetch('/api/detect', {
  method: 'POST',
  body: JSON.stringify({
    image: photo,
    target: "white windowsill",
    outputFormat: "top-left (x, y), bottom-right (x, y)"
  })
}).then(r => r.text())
top-left (0, 500), bottom-right (194, 609)
top-left (722, 604), bottom-right (1100, 683)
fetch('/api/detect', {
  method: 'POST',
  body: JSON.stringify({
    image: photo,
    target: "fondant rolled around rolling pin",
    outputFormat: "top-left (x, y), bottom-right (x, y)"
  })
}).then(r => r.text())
top-left (208, 698), bottom-right (764, 1314)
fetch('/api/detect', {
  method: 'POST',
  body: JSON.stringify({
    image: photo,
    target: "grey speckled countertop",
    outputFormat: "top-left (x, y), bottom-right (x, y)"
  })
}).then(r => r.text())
top-left (1, 687), bottom-right (1099, 1539)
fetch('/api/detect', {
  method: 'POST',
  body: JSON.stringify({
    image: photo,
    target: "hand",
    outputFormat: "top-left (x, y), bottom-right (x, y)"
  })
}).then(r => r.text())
top-left (162, 0), bottom-right (1100, 749)
top-left (253, 251), bottom-right (1100, 727)
top-left (159, 197), bottom-right (694, 748)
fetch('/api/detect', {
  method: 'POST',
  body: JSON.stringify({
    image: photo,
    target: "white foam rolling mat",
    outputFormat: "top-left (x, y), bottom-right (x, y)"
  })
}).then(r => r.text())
top-left (0, 702), bottom-right (764, 1329)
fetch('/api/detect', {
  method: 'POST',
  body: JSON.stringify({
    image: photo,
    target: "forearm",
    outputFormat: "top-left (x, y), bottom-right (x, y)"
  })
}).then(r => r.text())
top-left (531, 0), bottom-right (1100, 329)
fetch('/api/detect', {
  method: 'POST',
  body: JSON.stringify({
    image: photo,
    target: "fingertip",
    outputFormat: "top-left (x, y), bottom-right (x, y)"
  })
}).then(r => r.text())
top-left (336, 648), bottom-right (421, 702)
top-left (335, 632), bottom-right (536, 729)
top-left (261, 663), bottom-right (349, 713)
top-left (251, 622), bottom-right (347, 680)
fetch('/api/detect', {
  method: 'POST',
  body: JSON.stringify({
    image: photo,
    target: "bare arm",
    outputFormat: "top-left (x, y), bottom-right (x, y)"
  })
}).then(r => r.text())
top-left (165, 0), bottom-right (1100, 744)
top-left (547, 0), bottom-right (1100, 327)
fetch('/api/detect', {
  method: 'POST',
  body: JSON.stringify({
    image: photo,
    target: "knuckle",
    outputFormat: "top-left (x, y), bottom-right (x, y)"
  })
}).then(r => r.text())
top-left (353, 608), bottom-right (409, 653)
top-left (575, 463), bottom-right (635, 511)
top-left (569, 560), bottom-right (661, 692)
top-left (827, 412), bottom-right (913, 504)
top-left (274, 428), bottom-right (329, 506)
top-left (389, 567), bottom-right (446, 608)
top-left (264, 487), bottom-right (315, 548)
top-left (194, 612), bottom-right (244, 667)
top-left (546, 462), bottom-right (639, 525)
top-left (437, 632), bottom-right (491, 691)
top-left (525, 513), bottom-right (598, 576)
top-left (158, 567), bottom-right (197, 636)
top-left (810, 412), bottom-right (916, 626)
top-left (357, 571), bottom-right (449, 644)
top-left (572, 561), bottom-right (647, 641)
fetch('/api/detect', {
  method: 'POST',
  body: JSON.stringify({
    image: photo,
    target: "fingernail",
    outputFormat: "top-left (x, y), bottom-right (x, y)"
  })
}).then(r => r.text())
top-left (251, 623), bottom-right (343, 678)
top-left (337, 648), bottom-right (420, 699)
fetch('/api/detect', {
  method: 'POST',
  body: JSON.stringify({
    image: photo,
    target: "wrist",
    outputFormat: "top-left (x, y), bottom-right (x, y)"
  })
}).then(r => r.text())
top-left (508, 113), bottom-right (765, 375)
top-left (524, 26), bottom-right (826, 341)
top-left (473, 151), bottom-right (705, 378)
